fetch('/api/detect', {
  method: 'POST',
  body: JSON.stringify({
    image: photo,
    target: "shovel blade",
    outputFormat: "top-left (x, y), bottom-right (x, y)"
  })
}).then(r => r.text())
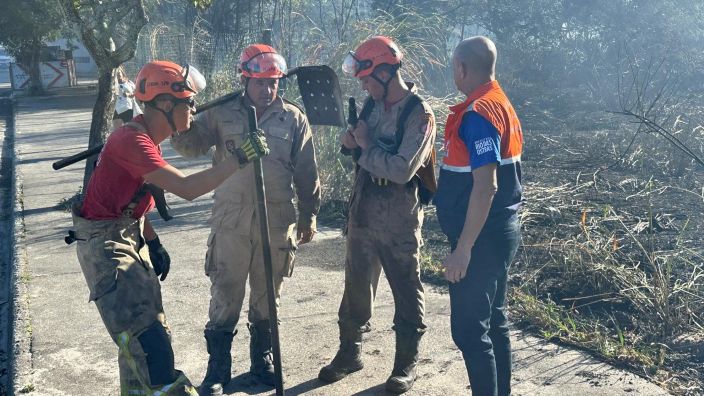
top-left (293, 65), bottom-right (345, 127)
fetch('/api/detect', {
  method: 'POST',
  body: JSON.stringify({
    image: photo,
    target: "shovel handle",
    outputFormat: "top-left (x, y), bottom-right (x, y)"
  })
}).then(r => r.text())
top-left (247, 106), bottom-right (285, 396)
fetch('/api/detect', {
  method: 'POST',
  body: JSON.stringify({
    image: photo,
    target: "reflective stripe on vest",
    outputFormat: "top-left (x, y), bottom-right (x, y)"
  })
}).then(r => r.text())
top-left (441, 154), bottom-right (522, 173)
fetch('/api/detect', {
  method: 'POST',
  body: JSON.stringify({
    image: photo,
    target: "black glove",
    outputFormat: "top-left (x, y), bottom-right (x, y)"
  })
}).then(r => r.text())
top-left (234, 129), bottom-right (270, 165)
top-left (146, 236), bottom-right (171, 281)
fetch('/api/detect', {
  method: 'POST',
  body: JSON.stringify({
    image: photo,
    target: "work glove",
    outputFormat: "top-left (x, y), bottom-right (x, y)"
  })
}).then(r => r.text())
top-left (234, 130), bottom-right (270, 165)
top-left (146, 236), bottom-right (171, 281)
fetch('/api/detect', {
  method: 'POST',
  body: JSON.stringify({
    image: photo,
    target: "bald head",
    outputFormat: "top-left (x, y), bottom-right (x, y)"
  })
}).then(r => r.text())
top-left (454, 36), bottom-right (496, 77)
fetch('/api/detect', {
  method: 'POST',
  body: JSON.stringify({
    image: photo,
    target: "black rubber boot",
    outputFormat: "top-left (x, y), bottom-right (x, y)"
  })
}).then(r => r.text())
top-left (385, 330), bottom-right (423, 394)
top-left (249, 320), bottom-right (276, 387)
top-left (200, 330), bottom-right (235, 396)
top-left (318, 327), bottom-right (363, 383)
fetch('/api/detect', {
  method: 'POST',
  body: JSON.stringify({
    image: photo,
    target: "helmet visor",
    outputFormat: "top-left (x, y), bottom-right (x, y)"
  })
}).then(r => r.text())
top-left (171, 64), bottom-right (207, 95)
top-left (342, 52), bottom-right (373, 77)
top-left (183, 64), bottom-right (207, 93)
top-left (242, 52), bottom-right (288, 76)
top-left (342, 52), bottom-right (358, 75)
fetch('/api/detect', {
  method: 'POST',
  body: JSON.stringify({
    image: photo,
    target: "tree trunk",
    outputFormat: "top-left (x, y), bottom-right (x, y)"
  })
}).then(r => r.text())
top-left (82, 66), bottom-right (115, 190)
top-left (57, 0), bottom-right (148, 192)
top-left (27, 41), bottom-right (45, 96)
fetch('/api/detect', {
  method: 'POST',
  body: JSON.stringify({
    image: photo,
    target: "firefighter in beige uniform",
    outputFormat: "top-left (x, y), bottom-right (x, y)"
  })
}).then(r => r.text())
top-left (319, 36), bottom-right (436, 394)
top-left (170, 44), bottom-right (320, 394)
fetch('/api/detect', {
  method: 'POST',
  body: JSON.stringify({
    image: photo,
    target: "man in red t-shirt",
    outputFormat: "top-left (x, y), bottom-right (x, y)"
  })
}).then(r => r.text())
top-left (70, 60), bottom-right (268, 395)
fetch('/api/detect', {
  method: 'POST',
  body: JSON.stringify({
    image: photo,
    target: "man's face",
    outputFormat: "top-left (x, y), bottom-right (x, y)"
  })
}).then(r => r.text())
top-left (169, 97), bottom-right (196, 132)
top-left (245, 77), bottom-right (278, 108)
top-left (359, 73), bottom-right (385, 101)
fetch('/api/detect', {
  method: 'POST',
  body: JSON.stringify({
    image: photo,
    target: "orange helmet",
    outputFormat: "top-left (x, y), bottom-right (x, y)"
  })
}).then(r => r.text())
top-left (342, 36), bottom-right (403, 78)
top-left (239, 44), bottom-right (287, 79)
top-left (135, 61), bottom-right (206, 102)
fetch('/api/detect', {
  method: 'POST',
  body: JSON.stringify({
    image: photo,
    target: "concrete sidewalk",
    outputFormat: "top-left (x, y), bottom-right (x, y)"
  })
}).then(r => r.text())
top-left (10, 90), bottom-right (669, 395)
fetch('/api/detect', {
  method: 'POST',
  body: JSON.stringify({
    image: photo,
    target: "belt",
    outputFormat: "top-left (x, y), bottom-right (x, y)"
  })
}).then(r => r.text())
top-left (370, 176), bottom-right (390, 186)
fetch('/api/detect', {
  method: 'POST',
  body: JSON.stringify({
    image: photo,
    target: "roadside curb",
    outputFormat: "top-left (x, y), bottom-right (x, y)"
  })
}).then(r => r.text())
top-left (0, 95), bottom-right (34, 395)
top-left (12, 170), bottom-right (32, 395)
top-left (0, 94), bottom-right (16, 396)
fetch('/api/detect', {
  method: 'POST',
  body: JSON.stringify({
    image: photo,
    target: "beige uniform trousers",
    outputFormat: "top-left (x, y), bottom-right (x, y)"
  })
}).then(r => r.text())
top-left (72, 207), bottom-right (197, 395)
top-left (340, 172), bottom-right (427, 335)
top-left (204, 202), bottom-right (297, 333)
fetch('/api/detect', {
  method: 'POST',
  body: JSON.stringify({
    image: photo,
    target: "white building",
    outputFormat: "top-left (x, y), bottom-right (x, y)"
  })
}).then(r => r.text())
top-left (0, 46), bottom-right (14, 85)
top-left (49, 39), bottom-right (97, 77)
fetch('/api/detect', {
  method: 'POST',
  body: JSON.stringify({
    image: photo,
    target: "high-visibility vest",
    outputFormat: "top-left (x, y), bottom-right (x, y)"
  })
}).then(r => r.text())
top-left (442, 80), bottom-right (523, 172)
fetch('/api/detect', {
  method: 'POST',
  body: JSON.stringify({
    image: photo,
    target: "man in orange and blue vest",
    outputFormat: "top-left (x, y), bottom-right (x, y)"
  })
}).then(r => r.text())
top-left (433, 36), bottom-right (523, 396)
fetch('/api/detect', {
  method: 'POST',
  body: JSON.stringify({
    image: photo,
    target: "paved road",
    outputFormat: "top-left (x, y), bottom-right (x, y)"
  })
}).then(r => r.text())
top-left (10, 89), bottom-right (669, 395)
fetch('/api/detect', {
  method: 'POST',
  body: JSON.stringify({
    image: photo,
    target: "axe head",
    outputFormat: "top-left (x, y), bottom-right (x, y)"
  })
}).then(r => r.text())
top-left (291, 65), bottom-right (345, 127)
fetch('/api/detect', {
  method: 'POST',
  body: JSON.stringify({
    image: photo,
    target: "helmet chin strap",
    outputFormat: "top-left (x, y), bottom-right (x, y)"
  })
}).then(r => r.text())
top-left (372, 73), bottom-right (392, 100)
top-left (370, 64), bottom-right (399, 101)
top-left (146, 97), bottom-right (182, 133)
top-left (243, 77), bottom-right (253, 103)
top-left (152, 105), bottom-right (179, 133)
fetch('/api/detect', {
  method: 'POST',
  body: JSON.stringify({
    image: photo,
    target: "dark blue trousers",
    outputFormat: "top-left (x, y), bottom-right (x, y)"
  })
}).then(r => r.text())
top-left (449, 220), bottom-right (520, 396)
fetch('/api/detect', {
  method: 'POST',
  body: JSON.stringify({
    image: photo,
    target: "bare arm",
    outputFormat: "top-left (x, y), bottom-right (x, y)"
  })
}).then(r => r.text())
top-left (143, 159), bottom-right (240, 202)
top-left (443, 163), bottom-right (498, 282)
top-left (143, 217), bottom-right (157, 241)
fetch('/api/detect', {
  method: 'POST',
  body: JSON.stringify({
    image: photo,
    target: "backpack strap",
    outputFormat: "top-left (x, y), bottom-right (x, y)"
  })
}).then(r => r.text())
top-left (393, 94), bottom-right (437, 202)
top-left (394, 94), bottom-right (423, 149)
top-left (358, 97), bottom-right (375, 122)
top-left (121, 183), bottom-right (150, 218)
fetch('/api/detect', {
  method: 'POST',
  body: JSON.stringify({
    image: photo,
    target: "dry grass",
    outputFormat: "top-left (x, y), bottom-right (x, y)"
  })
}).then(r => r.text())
top-left (504, 126), bottom-right (704, 394)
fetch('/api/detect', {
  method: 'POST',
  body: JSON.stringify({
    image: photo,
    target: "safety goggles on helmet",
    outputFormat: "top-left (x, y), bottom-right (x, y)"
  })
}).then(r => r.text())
top-left (172, 64), bottom-right (207, 95)
top-left (342, 52), bottom-right (373, 77)
top-left (241, 52), bottom-right (287, 77)
top-left (172, 97), bottom-right (196, 109)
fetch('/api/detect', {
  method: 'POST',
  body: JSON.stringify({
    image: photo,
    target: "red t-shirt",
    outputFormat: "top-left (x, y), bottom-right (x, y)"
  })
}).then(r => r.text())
top-left (81, 117), bottom-right (168, 220)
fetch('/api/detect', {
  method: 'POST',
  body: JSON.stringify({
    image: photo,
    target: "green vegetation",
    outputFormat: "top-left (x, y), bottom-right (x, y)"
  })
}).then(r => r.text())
top-left (0, 0), bottom-right (65, 95)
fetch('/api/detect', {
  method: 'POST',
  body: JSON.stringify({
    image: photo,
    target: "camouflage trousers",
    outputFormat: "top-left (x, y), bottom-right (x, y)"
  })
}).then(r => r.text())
top-left (71, 207), bottom-right (197, 395)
